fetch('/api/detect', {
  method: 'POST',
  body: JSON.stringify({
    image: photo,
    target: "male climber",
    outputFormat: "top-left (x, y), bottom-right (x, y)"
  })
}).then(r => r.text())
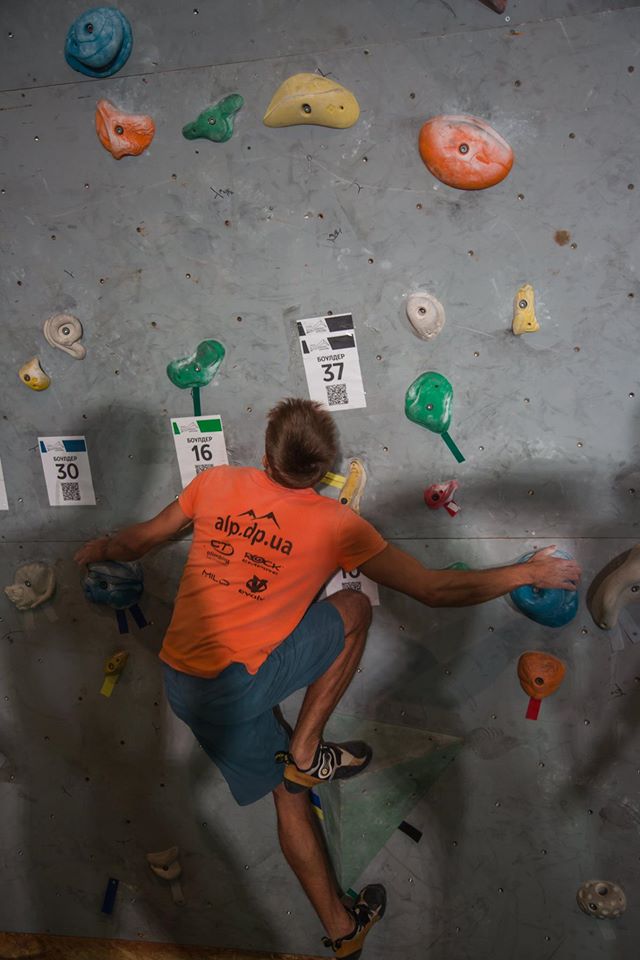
top-left (75, 398), bottom-right (580, 959)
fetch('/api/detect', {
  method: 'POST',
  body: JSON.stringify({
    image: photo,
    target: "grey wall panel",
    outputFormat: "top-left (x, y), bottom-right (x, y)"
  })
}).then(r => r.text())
top-left (2, 1), bottom-right (638, 92)
top-left (2, 9), bottom-right (640, 543)
top-left (2, 2), bottom-right (640, 959)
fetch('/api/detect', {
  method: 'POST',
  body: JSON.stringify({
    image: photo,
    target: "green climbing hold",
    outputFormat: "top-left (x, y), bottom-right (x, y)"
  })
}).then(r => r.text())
top-left (166, 340), bottom-right (225, 390)
top-left (182, 94), bottom-right (244, 143)
top-left (446, 561), bottom-right (471, 571)
top-left (405, 371), bottom-right (465, 462)
top-left (405, 371), bottom-right (453, 433)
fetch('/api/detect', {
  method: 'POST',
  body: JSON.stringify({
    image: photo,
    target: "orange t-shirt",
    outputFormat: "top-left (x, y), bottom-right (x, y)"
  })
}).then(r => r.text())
top-left (159, 466), bottom-right (387, 678)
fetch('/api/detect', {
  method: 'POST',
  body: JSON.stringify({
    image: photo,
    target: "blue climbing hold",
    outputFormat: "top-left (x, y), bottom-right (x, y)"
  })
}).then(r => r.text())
top-left (65, 7), bottom-right (133, 78)
top-left (83, 561), bottom-right (143, 610)
top-left (511, 549), bottom-right (579, 627)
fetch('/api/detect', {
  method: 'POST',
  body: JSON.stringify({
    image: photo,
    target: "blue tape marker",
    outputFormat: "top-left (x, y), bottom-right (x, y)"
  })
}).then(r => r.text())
top-left (115, 609), bottom-right (129, 634)
top-left (128, 603), bottom-right (148, 629)
top-left (101, 877), bottom-right (119, 914)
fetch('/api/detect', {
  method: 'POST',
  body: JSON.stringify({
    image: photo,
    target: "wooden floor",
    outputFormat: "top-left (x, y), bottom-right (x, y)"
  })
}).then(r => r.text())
top-left (0, 933), bottom-right (323, 960)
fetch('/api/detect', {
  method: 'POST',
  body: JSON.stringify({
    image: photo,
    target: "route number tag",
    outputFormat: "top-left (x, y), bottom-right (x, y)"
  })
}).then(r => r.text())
top-left (171, 415), bottom-right (229, 487)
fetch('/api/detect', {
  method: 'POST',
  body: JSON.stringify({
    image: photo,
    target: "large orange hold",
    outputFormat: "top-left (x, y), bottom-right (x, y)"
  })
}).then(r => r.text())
top-left (517, 651), bottom-right (566, 700)
top-left (418, 114), bottom-right (514, 190)
top-left (95, 99), bottom-right (155, 159)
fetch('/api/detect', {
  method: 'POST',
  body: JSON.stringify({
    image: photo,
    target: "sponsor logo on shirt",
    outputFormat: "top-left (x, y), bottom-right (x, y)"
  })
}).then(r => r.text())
top-left (238, 574), bottom-right (270, 601)
top-left (206, 551), bottom-right (230, 565)
top-left (243, 552), bottom-right (281, 573)
top-left (201, 569), bottom-right (230, 586)
top-left (215, 513), bottom-right (292, 555)
top-left (207, 539), bottom-right (234, 565)
top-left (210, 539), bottom-right (234, 556)
top-left (245, 575), bottom-right (269, 593)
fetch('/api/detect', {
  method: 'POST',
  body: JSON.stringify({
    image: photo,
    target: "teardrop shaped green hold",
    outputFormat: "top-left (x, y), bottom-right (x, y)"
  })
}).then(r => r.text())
top-left (405, 371), bottom-right (453, 434)
top-left (167, 340), bottom-right (225, 389)
top-left (182, 94), bottom-right (244, 143)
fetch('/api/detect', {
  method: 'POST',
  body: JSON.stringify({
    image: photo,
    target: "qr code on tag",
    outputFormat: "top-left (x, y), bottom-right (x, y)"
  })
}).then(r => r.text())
top-left (326, 383), bottom-right (349, 406)
top-left (195, 464), bottom-right (213, 475)
top-left (342, 581), bottom-right (362, 592)
top-left (61, 482), bottom-right (80, 502)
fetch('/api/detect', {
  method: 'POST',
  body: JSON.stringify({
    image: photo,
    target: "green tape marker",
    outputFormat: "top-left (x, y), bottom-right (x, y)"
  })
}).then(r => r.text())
top-left (441, 430), bottom-right (465, 463)
top-left (192, 387), bottom-right (201, 416)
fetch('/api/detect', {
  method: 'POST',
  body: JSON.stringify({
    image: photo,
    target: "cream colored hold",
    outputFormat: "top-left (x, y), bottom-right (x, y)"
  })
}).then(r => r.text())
top-left (587, 544), bottom-right (640, 630)
top-left (43, 313), bottom-right (86, 359)
top-left (512, 284), bottom-right (539, 335)
top-left (576, 880), bottom-right (627, 920)
top-left (147, 846), bottom-right (185, 904)
top-left (19, 356), bottom-right (50, 391)
top-left (5, 562), bottom-right (56, 611)
top-left (263, 73), bottom-right (360, 128)
top-left (406, 292), bottom-right (446, 341)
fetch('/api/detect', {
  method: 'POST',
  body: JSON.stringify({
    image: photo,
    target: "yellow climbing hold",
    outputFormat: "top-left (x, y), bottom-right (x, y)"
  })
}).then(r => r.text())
top-left (263, 73), bottom-right (360, 129)
top-left (512, 284), bottom-right (539, 335)
top-left (19, 357), bottom-right (50, 390)
top-left (338, 459), bottom-right (367, 513)
top-left (100, 650), bottom-right (128, 697)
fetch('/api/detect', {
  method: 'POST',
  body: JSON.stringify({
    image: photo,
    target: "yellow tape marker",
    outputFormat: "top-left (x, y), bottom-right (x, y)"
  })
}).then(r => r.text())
top-left (321, 471), bottom-right (346, 489)
top-left (100, 650), bottom-right (128, 698)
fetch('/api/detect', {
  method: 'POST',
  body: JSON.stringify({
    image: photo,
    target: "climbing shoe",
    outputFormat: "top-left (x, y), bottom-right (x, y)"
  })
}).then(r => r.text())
top-left (275, 739), bottom-right (372, 793)
top-left (322, 883), bottom-right (387, 959)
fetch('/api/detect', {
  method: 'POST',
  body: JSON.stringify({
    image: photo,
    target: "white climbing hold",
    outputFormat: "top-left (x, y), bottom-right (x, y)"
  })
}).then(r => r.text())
top-left (406, 292), bottom-right (446, 341)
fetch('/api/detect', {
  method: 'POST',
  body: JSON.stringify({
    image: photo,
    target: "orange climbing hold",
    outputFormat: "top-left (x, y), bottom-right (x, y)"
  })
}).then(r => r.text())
top-left (95, 99), bottom-right (155, 159)
top-left (418, 114), bottom-right (514, 190)
top-left (517, 651), bottom-right (566, 700)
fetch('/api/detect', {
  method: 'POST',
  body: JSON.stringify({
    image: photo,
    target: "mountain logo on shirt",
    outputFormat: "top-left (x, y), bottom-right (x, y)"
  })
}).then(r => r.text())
top-left (237, 508), bottom-right (280, 529)
top-left (215, 512), bottom-right (292, 555)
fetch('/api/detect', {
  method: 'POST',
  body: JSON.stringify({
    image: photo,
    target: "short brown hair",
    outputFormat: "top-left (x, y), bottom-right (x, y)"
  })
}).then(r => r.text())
top-left (265, 398), bottom-right (338, 488)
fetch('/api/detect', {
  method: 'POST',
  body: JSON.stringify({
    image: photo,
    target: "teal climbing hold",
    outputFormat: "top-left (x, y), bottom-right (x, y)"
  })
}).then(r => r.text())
top-left (182, 95), bottom-right (244, 143)
top-left (65, 7), bottom-right (133, 78)
top-left (166, 340), bottom-right (225, 390)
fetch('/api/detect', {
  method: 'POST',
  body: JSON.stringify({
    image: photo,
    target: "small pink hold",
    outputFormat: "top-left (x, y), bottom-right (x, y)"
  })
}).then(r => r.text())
top-left (424, 480), bottom-right (460, 516)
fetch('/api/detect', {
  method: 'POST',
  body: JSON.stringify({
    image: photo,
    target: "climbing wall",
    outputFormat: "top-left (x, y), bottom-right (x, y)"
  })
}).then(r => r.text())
top-left (2, 1), bottom-right (640, 957)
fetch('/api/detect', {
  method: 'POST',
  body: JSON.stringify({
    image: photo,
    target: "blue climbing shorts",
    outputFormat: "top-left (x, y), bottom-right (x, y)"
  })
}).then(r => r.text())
top-left (162, 601), bottom-right (345, 806)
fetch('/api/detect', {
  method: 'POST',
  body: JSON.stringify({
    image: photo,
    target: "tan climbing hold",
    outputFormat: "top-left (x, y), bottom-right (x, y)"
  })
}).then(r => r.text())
top-left (406, 292), bottom-right (446, 341)
top-left (587, 544), bottom-right (640, 630)
top-left (338, 459), bottom-right (367, 513)
top-left (263, 73), bottom-right (360, 128)
top-left (4, 562), bottom-right (55, 611)
top-left (43, 313), bottom-right (86, 359)
top-left (512, 284), bottom-right (539, 335)
top-left (576, 879), bottom-right (627, 919)
top-left (147, 846), bottom-right (185, 904)
top-left (19, 357), bottom-right (50, 391)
